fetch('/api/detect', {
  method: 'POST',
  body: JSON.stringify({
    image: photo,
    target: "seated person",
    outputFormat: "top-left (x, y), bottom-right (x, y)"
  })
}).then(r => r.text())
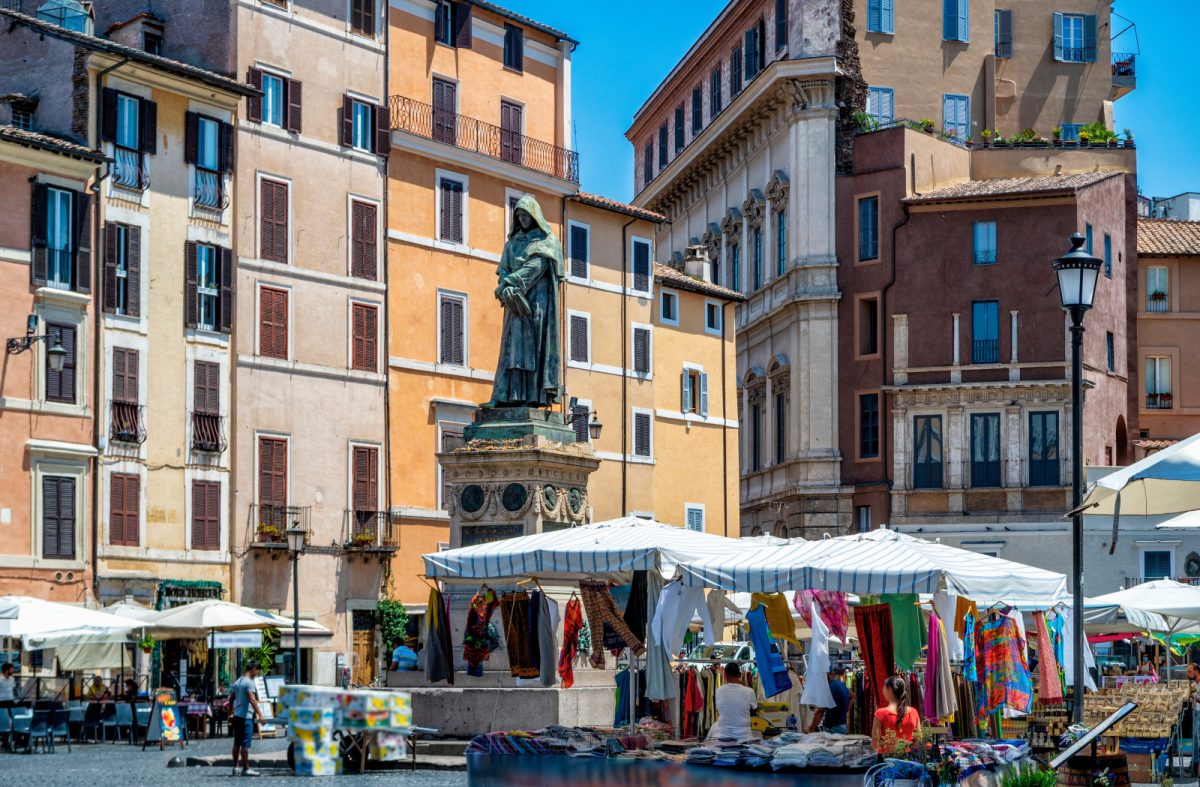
top-left (391, 641), bottom-right (419, 671)
top-left (872, 676), bottom-right (921, 753)
top-left (806, 667), bottom-right (850, 734)
top-left (84, 675), bottom-right (109, 700)
top-left (710, 662), bottom-right (759, 741)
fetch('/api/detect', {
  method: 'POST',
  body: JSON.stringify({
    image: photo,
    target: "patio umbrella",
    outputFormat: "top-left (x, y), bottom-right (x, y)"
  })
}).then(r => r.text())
top-left (1086, 579), bottom-right (1200, 673)
top-left (1154, 510), bottom-right (1200, 530)
top-left (142, 598), bottom-right (283, 637)
top-left (0, 595), bottom-right (142, 640)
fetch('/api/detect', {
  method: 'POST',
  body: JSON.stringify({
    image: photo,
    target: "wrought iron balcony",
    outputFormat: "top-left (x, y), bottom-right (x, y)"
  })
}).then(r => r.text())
top-left (112, 145), bottom-right (149, 191)
top-left (193, 168), bottom-right (228, 210)
top-left (342, 510), bottom-right (400, 552)
top-left (1147, 293), bottom-right (1169, 313)
top-left (1124, 576), bottom-right (1197, 590)
top-left (109, 400), bottom-right (146, 444)
top-left (971, 339), bottom-right (1000, 364)
top-left (1146, 392), bottom-right (1173, 410)
top-left (389, 95), bottom-right (580, 183)
top-left (190, 411), bottom-right (227, 453)
top-left (250, 504), bottom-right (311, 546)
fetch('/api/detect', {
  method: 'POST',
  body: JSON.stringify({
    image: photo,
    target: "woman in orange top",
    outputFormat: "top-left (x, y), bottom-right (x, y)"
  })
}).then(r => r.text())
top-left (872, 675), bottom-right (921, 754)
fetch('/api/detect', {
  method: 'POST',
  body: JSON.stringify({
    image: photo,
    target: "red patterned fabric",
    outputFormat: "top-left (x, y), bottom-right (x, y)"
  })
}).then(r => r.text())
top-left (1034, 611), bottom-right (1063, 702)
top-left (558, 597), bottom-right (584, 688)
top-left (854, 603), bottom-right (896, 709)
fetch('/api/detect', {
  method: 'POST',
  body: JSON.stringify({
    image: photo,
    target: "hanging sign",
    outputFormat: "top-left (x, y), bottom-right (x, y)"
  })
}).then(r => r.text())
top-left (208, 630), bottom-right (264, 648)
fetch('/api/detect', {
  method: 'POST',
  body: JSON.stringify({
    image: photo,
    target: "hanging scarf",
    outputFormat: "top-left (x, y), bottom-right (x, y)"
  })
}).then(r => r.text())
top-left (558, 596), bottom-right (583, 688)
top-left (1034, 611), bottom-right (1064, 703)
top-left (462, 588), bottom-right (499, 677)
top-left (424, 586), bottom-right (454, 685)
top-left (794, 590), bottom-right (850, 641)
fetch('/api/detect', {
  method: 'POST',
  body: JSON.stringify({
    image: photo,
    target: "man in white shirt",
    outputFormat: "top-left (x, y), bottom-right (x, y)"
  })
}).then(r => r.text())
top-left (0, 663), bottom-right (15, 710)
top-left (711, 662), bottom-right (758, 741)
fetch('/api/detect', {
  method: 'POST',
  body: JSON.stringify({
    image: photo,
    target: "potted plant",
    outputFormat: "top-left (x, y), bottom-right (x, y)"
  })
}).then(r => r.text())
top-left (346, 532), bottom-right (376, 549)
top-left (998, 762), bottom-right (1056, 787)
top-left (1019, 127), bottom-right (1038, 146)
top-left (1124, 128), bottom-right (1135, 148)
top-left (981, 129), bottom-right (993, 147)
top-left (257, 524), bottom-right (284, 543)
top-left (138, 634), bottom-right (156, 654)
top-left (1150, 291), bottom-right (1167, 302)
top-left (1052, 127), bottom-right (1063, 146)
top-left (918, 118), bottom-right (936, 134)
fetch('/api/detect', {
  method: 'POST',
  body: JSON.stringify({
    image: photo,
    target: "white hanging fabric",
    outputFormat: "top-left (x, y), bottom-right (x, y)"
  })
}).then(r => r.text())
top-left (799, 602), bottom-right (834, 709)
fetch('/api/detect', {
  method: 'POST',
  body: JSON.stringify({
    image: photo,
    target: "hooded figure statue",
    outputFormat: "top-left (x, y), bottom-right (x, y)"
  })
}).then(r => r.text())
top-left (486, 195), bottom-right (564, 409)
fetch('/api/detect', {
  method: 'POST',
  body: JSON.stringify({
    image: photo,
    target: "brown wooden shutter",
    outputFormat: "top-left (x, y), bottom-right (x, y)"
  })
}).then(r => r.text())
top-left (45, 324), bottom-right (76, 404)
top-left (571, 404), bottom-right (589, 443)
top-left (260, 287), bottom-right (288, 359)
top-left (570, 315), bottom-right (588, 363)
top-left (439, 180), bottom-right (463, 243)
top-left (350, 200), bottom-right (364, 277)
top-left (30, 182), bottom-right (48, 287)
top-left (101, 88), bottom-right (118, 142)
top-left (126, 225), bottom-right (141, 318)
top-left (569, 224), bottom-right (588, 278)
top-left (111, 473), bottom-right (140, 546)
top-left (453, 1), bottom-right (472, 47)
top-left (219, 120), bottom-right (236, 173)
top-left (246, 68), bottom-right (263, 122)
top-left (42, 475), bottom-right (75, 559)
top-left (635, 412), bottom-right (651, 456)
top-left (110, 472), bottom-right (125, 545)
top-left (374, 102), bottom-right (391, 156)
top-left (73, 190), bottom-right (91, 294)
top-left (218, 246), bottom-right (233, 334)
top-left (440, 296), bottom-right (463, 365)
top-left (351, 201), bottom-right (377, 279)
top-left (139, 98), bottom-right (157, 154)
top-left (285, 78), bottom-right (303, 133)
top-left (500, 100), bottom-right (522, 164)
top-left (111, 347), bottom-right (126, 402)
top-left (432, 78), bottom-right (456, 145)
top-left (352, 446), bottom-right (378, 512)
top-left (260, 179), bottom-right (288, 263)
top-left (113, 347), bottom-right (139, 403)
top-left (341, 94), bottom-right (354, 147)
top-left (192, 480), bottom-right (221, 551)
top-left (633, 328), bottom-right (650, 373)
top-left (42, 476), bottom-right (59, 558)
top-left (184, 241), bottom-right (199, 329)
top-left (259, 437), bottom-right (288, 509)
top-left (352, 303), bottom-right (377, 372)
top-left (103, 223), bottom-right (119, 313)
top-left (194, 360), bottom-right (219, 414)
top-left (184, 111), bottom-right (199, 164)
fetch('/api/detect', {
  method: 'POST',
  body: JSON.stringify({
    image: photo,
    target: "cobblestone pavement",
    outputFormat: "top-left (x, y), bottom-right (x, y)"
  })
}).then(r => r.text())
top-left (0, 737), bottom-right (469, 786)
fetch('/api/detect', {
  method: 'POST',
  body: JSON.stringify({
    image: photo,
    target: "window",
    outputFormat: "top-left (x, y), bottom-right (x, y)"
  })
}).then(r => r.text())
top-left (971, 300), bottom-right (999, 364)
top-left (705, 301), bottom-right (722, 334)
top-left (41, 475), bottom-right (76, 560)
top-left (994, 9), bottom-right (1012, 58)
top-left (352, 445), bottom-right (380, 513)
top-left (774, 392), bottom-right (786, 465)
top-left (1060, 123), bottom-right (1082, 142)
top-left (685, 505), bottom-right (705, 533)
top-left (196, 244), bottom-right (219, 332)
top-left (191, 480), bottom-right (221, 551)
top-left (1054, 13), bottom-right (1096, 63)
top-left (643, 142), bottom-right (653, 185)
top-left (866, 87), bottom-right (894, 125)
top-left (859, 393), bottom-right (879, 459)
top-left (730, 45), bottom-right (742, 96)
top-left (752, 227), bottom-right (762, 290)
top-left (1145, 356), bottom-right (1172, 409)
top-left (350, 0), bottom-right (375, 36)
top-left (943, 0), bottom-right (969, 42)
top-left (351, 302), bottom-right (378, 372)
top-left (1085, 223), bottom-right (1093, 254)
top-left (434, 0), bottom-right (471, 48)
top-left (729, 243), bottom-right (740, 292)
top-left (503, 24), bottom-right (524, 71)
top-left (913, 415), bottom-right (943, 489)
top-left (750, 401), bottom-right (762, 472)
top-left (681, 368), bottom-right (708, 416)
top-left (774, 0), bottom-right (787, 49)
top-left (710, 68), bottom-right (722, 118)
top-left (691, 86), bottom-right (703, 136)
top-left (973, 221), bottom-right (997, 264)
top-left (858, 297), bottom-right (879, 356)
top-left (260, 72), bottom-right (285, 127)
top-left (776, 209), bottom-right (787, 276)
top-left (259, 286), bottom-right (289, 360)
top-left (439, 293), bottom-right (465, 366)
top-left (46, 186), bottom-right (74, 289)
top-left (258, 437), bottom-right (288, 521)
top-left (633, 327), bottom-right (651, 374)
top-left (352, 100), bottom-right (373, 150)
top-left (185, 242), bottom-right (231, 334)
top-left (103, 222), bottom-right (140, 316)
top-left (858, 196), bottom-right (879, 261)
top-left (499, 102), bottom-right (523, 168)
top-left (109, 473), bottom-right (140, 547)
top-left (867, 0), bottom-right (894, 34)
top-left (44, 323), bottom-right (76, 404)
top-left (193, 360), bottom-right (223, 452)
top-left (110, 347), bottom-right (141, 444)
top-left (104, 89), bottom-right (155, 190)
top-left (674, 105), bottom-right (685, 153)
top-left (438, 176), bottom-right (465, 243)
top-left (259, 178), bottom-right (289, 262)
top-left (567, 223), bottom-right (589, 280)
top-left (1147, 266), bottom-right (1169, 312)
top-left (431, 78), bottom-right (457, 144)
top-left (196, 116), bottom-right (220, 192)
top-left (569, 313), bottom-right (589, 363)
top-left (1106, 332), bottom-right (1114, 373)
top-left (34, 184), bottom-right (90, 293)
top-left (1028, 411), bottom-right (1059, 487)
top-left (744, 20), bottom-right (765, 79)
top-left (856, 505), bottom-right (871, 532)
top-left (350, 200), bottom-right (378, 280)
top-left (1143, 550), bottom-right (1172, 580)
top-left (632, 239), bottom-right (651, 293)
top-left (12, 100), bottom-right (33, 130)
top-left (658, 124), bottom-right (668, 168)
top-left (943, 93), bottom-right (969, 140)
top-left (186, 113), bottom-right (233, 210)
top-left (660, 291), bottom-right (678, 325)
top-left (970, 412), bottom-right (1001, 487)
top-left (633, 411), bottom-right (652, 458)
top-left (1103, 233), bottom-right (1112, 278)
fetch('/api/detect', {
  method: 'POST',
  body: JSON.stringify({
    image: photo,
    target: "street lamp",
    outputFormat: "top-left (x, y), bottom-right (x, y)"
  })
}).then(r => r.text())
top-left (7, 313), bottom-right (67, 372)
top-left (1052, 231), bottom-right (1101, 723)
top-left (566, 398), bottom-right (603, 442)
top-left (286, 523), bottom-right (306, 684)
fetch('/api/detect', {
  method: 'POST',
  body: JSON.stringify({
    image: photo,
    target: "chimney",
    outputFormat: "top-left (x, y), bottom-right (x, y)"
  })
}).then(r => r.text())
top-left (682, 243), bottom-right (710, 281)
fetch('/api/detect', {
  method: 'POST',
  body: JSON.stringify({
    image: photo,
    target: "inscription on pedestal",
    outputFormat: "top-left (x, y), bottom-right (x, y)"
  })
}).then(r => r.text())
top-left (460, 523), bottom-right (525, 547)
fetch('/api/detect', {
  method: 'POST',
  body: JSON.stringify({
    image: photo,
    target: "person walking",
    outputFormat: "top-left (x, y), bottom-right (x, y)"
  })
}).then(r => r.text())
top-left (229, 662), bottom-right (263, 777)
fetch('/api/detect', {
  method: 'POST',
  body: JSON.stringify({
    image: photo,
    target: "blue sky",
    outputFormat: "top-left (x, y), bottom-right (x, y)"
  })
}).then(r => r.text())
top-left (502, 0), bottom-right (1192, 203)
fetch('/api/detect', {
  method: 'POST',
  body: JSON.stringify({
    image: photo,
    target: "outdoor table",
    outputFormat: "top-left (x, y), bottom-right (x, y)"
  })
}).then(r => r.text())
top-left (180, 702), bottom-right (211, 740)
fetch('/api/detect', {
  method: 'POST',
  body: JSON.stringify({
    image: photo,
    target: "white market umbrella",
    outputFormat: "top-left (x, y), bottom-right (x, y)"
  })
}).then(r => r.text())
top-left (1075, 434), bottom-right (1200, 538)
top-left (1155, 510), bottom-right (1200, 530)
top-left (678, 528), bottom-right (1068, 606)
top-left (1087, 579), bottom-right (1200, 671)
top-left (0, 596), bottom-right (142, 640)
top-left (143, 598), bottom-right (283, 637)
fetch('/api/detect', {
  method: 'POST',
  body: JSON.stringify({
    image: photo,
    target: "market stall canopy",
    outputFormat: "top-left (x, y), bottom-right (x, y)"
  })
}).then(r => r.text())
top-left (1086, 579), bottom-right (1200, 631)
top-left (142, 598), bottom-right (288, 637)
top-left (1083, 602), bottom-right (1169, 633)
top-left (0, 595), bottom-right (142, 639)
top-left (422, 516), bottom-right (756, 582)
top-left (1154, 510), bottom-right (1200, 530)
top-left (677, 528), bottom-right (1068, 605)
top-left (1075, 432), bottom-right (1200, 517)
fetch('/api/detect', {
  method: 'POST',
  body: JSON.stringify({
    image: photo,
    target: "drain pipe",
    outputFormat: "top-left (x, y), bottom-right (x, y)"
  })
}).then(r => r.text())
top-left (879, 194), bottom-right (912, 525)
top-left (619, 216), bottom-right (635, 515)
top-left (90, 56), bottom-right (128, 602)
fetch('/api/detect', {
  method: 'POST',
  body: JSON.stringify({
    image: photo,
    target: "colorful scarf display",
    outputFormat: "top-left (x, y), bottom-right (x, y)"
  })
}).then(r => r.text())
top-left (462, 588), bottom-right (498, 677)
top-left (794, 590), bottom-right (850, 641)
top-left (1034, 610), bottom-right (1064, 702)
top-left (976, 614), bottom-right (1033, 726)
top-left (751, 592), bottom-right (800, 649)
top-left (558, 596), bottom-right (584, 688)
top-left (499, 591), bottom-right (539, 679)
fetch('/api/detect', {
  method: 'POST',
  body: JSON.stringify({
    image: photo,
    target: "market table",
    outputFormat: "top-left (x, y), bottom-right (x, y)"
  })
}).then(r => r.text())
top-left (468, 754), bottom-right (868, 786)
top-left (179, 701), bottom-right (211, 740)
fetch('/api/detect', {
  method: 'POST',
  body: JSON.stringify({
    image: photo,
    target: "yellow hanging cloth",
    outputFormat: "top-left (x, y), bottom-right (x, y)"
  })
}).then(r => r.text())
top-left (750, 592), bottom-right (801, 650)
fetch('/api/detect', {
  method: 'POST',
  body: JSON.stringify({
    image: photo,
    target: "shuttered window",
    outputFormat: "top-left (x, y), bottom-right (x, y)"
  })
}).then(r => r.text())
top-left (859, 393), bottom-right (880, 459)
top-left (943, 0), bottom-right (969, 42)
top-left (632, 239), bottom-right (651, 293)
top-left (571, 403), bottom-right (590, 443)
top-left (350, 200), bottom-right (378, 279)
top-left (432, 78), bottom-right (457, 144)
top-left (994, 9), bottom-right (1012, 58)
top-left (691, 86), bottom-right (702, 135)
top-left (433, 1), bottom-right (471, 46)
top-left (194, 361), bottom-right (220, 414)
top-left (643, 142), bottom-right (653, 185)
top-left (686, 506), bottom-right (704, 533)
top-left (439, 294), bottom-right (465, 366)
top-left (867, 0), bottom-right (894, 34)
top-left (260, 178), bottom-right (289, 262)
top-left (191, 480), bottom-right (221, 551)
top-left (775, 392), bottom-right (786, 464)
top-left (352, 446), bottom-right (379, 512)
top-left (674, 105), bottom-right (684, 153)
top-left (350, 0), bottom-right (375, 37)
top-left (500, 101), bottom-right (523, 165)
top-left (259, 286), bottom-right (289, 360)
top-left (942, 93), bottom-right (969, 140)
top-left (858, 196), bottom-right (879, 261)
top-left (1053, 12), bottom-right (1096, 62)
top-left (569, 314), bottom-right (589, 363)
top-left (109, 472), bottom-right (140, 547)
top-left (569, 224), bottom-right (588, 279)
top-left (730, 45), bottom-right (742, 95)
top-left (103, 222), bottom-right (140, 316)
top-left (866, 86), bottom-right (894, 125)
top-left (351, 302), bottom-right (378, 372)
top-left (112, 347), bottom-right (139, 403)
top-left (185, 242), bottom-right (232, 334)
top-left (31, 184), bottom-right (91, 294)
top-left (439, 177), bottom-right (464, 243)
top-left (633, 412), bottom-right (652, 458)
top-left (45, 323), bottom-right (76, 404)
top-left (41, 475), bottom-right (75, 560)
top-left (633, 328), bottom-right (650, 374)
top-left (681, 369), bottom-right (709, 416)
top-left (258, 437), bottom-right (288, 509)
top-left (503, 24), bottom-right (524, 71)
top-left (710, 68), bottom-right (722, 118)
top-left (775, 0), bottom-right (788, 49)
top-left (658, 124), bottom-right (667, 168)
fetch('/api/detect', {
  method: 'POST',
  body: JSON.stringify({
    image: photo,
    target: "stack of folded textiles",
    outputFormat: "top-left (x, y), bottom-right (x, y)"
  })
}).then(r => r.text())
top-left (743, 742), bottom-right (775, 769)
top-left (687, 746), bottom-right (717, 765)
top-left (770, 732), bottom-right (875, 770)
top-left (465, 731), bottom-right (554, 755)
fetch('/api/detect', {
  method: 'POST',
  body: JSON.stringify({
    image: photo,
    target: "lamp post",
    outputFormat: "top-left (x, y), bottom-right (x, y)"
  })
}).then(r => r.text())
top-left (1052, 232), bottom-right (1101, 723)
top-left (6, 313), bottom-right (67, 371)
top-left (566, 398), bottom-right (604, 442)
top-left (286, 523), bottom-right (306, 684)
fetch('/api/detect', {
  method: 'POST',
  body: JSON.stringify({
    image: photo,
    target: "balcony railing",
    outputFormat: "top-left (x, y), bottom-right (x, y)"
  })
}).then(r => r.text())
top-left (390, 95), bottom-right (580, 183)
top-left (342, 510), bottom-right (400, 551)
top-left (1147, 294), bottom-right (1169, 313)
top-left (1146, 392), bottom-right (1173, 410)
top-left (193, 168), bottom-right (228, 210)
top-left (972, 339), bottom-right (1000, 364)
top-left (109, 400), bottom-right (146, 444)
top-left (912, 462), bottom-right (944, 490)
top-left (250, 504), bottom-right (311, 546)
top-left (1112, 53), bottom-right (1136, 79)
top-left (191, 411), bottom-right (227, 453)
top-left (112, 146), bottom-right (149, 191)
top-left (1124, 576), bottom-right (1198, 590)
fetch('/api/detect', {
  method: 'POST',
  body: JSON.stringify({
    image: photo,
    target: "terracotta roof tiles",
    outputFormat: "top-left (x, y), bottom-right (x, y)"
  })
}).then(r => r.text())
top-left (1138, 219), bottom-right (1200, 256)
top-left (905, 171), bottom-right (1123, 203)
top-left (653, 262), bottom-right (745, 302)
top-left (0, 125), bottom-right (107, 162)
top-left (570, 192), bottom-right (666, 223)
